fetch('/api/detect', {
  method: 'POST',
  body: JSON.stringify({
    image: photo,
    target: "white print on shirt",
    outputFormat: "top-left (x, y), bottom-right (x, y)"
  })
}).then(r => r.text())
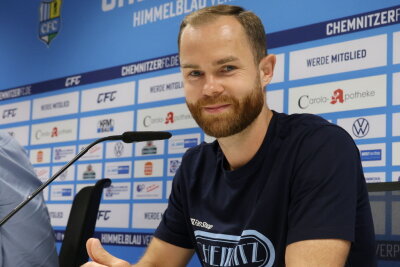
top-left (191, 218), bottom-right (214, 230)
top-left (194, 230), bottom-right (275, 267)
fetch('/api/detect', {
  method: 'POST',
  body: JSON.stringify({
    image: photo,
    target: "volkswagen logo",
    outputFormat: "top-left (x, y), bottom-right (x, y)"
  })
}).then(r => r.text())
top-left (114, 142), bottom-right (124, 157)
top-left (352, 118), bottom-right (369, 138)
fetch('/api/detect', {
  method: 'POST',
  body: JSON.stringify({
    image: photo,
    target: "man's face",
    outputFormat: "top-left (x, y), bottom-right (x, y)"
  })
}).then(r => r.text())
top-left (179, 16), bottom-right (265, 138)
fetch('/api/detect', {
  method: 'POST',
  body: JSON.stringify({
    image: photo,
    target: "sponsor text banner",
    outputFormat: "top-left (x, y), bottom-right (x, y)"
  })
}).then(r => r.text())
top-left (30, 148), bottom-right (51, 164)
top-left (364, 172), bottom-right (385, 183)
top-left (77, 163), bottom-right (102, 181)
top-left (0, 101), bottom-right (31, 125)
top-left (79, 111), bottom-right (134, 140)
top-left (31, 119), bottom-right (78, 145)
top-left (52, 165), bottom-right (75, 182)
top-left (53, 145), bottom-right (76, 163)
top-left (50, 184), bottom-right (74, 201)
top-left (289, 75), bottom-right (386, 114)
top-left (106, 141), bottom-right (133, 159)
top-left (32, 92), bottom-right (79, 119)
top-left (78, 143), bottom-right (103, 161)
top-left (133, 181), bottom-right (163, 199)
top-left (132, 203), bottom-right (168, 229)
top-left (337, 114), bottom-right (386, 139)
top-left (135, 139), bottom-right (164, 157)
top-left (168, 157), bottom-right (181, 176)
top-left (358, 143), bottom-right (386, 167)
top-left (134, 159), bottom-right (163, 178)
top-left (47, 204), bottom-right (72, 227)
top-left (81, 81), bottom-right (135, 112)
top-left (97, 204), bottom-right (130, 228)
top-left (168, 133), bottom-right (200, 154)
top-left (289, 35), bottom-right (387, 80)
top-left (136, 104), bottom-right (197, 131)
top-left (103, 182), bottom-right (131, 200)
top-left (138, 73), bottom-right (184, 103)
top-left (105, 161), bottom-right (132, 179)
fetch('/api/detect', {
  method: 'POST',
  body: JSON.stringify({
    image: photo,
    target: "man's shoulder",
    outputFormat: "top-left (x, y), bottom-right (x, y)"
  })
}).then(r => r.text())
top-left (273, 112), bottom-right (357, 156)
top-left (274, 112), bottom-right (358, 158)
top-left (179, 140), bottom-right (219, 171)
top-left (183, 140), bottom-right (218, 159)
top-left (276, 112), bottom-right (330, 129)
top-left (275, 112), bottom-right (345, 139)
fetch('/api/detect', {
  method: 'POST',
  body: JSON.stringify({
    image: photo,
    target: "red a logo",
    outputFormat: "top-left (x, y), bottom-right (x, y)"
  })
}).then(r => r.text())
top-left (165, 112), bottom-right (174, 124)
top-left (330, 89), bottom-right (344, 104)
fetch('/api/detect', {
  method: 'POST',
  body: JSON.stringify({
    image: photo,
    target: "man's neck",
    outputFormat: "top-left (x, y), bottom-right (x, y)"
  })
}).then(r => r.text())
top-left (217, 107), bottom-right (273, 170)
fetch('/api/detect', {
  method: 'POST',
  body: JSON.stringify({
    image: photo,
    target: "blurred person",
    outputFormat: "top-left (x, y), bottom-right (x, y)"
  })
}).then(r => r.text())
top-left (0, 131), bottom-right (58, 266)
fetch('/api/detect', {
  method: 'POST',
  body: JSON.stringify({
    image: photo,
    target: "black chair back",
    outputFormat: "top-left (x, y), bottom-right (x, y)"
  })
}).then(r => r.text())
top-left (59, 178), bottom-right (111, 267)
top-left (367, 181), bottom-right (400, 263)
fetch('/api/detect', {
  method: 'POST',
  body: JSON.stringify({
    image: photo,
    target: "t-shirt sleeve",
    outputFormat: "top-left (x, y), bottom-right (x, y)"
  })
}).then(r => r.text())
top-left (287, 125), bottom-right (361, 245)
top-left (154, 165), bottom-right (194, 249)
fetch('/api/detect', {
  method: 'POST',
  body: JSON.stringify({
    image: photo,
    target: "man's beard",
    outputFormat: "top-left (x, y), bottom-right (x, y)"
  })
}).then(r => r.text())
top-left (186, 80), bottom-right (265, 138)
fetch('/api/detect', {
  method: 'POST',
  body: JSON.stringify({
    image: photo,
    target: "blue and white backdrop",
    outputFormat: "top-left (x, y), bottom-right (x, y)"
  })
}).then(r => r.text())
top-left (0, 0), bottom-right (399, 265)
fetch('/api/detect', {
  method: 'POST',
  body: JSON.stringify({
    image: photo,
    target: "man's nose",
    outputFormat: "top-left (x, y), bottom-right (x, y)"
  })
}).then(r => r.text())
top-left (202, 75), bottom-right (224, 96)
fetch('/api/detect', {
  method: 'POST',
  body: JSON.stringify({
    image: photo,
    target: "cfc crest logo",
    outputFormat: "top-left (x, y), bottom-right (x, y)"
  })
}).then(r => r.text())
top-left (39, 0), bottom-right (62, 46)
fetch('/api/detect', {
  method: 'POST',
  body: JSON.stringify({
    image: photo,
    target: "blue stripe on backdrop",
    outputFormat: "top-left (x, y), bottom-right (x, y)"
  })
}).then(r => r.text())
top-left (1, 5), bottom-right (398, 101)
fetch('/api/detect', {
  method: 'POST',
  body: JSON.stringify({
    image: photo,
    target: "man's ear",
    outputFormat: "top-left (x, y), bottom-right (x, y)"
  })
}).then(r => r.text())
top-left (259, 54), bottom-right (276, 87)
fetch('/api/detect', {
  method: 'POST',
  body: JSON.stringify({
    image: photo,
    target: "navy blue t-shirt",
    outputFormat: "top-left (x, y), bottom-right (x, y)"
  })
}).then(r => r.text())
top-left (154, 111), bottom-right (376, 266)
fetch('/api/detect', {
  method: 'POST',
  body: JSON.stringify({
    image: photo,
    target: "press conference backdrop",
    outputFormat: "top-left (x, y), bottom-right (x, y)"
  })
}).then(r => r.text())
top-left (0, 0), bottom-right (399, 265)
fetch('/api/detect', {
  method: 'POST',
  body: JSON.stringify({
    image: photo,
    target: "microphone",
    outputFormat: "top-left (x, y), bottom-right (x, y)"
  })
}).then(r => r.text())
top-left (111, 131), bottom-right (172, 143)
top-left (0, 131), bottom-right (172, 227)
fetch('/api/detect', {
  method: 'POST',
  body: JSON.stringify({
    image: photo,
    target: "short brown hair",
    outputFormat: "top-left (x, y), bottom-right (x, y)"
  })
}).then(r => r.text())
top-left (178, 5), bottom-right (267, 64)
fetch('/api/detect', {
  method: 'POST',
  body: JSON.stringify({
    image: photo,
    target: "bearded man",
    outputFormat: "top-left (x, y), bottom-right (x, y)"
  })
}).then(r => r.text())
top-left (82, 5), bottom-right (376, 267)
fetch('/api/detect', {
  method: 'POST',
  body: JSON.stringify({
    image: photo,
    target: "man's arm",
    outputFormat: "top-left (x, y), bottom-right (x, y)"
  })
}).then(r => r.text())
top-left (82, 237), bottom-right (194, 267)
top-left (285, 239), bottom-right (350, 267)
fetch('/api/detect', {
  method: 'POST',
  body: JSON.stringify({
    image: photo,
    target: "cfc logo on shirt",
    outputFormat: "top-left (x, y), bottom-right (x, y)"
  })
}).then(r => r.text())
top-left (195, 230), bottom-right (275, 267)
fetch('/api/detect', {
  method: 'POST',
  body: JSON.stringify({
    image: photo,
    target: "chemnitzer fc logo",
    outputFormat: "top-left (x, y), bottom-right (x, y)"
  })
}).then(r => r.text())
top-left (39, 0), bottom-right (62, 46)
top-left (195, 230), bottom-right (275, 267)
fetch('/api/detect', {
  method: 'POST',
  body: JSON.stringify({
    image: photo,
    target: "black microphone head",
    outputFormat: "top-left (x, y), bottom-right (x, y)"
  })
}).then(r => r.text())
top-left (121, 131), bottom-right (172, 143)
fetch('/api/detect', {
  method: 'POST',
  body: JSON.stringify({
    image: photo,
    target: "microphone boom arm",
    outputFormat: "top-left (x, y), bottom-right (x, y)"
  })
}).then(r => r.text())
top-left (0, 131), bottom-right (172, 227)
top-left (0, 136), bottom-right (111, 227)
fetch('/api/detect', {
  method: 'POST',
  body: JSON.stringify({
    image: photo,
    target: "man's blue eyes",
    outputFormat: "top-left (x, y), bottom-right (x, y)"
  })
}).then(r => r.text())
top-left (189, 71), bottom-right (202, 76)
top-left (222, 65), bottom-right (236, 71)
top-left (189, 66), bottom-right (236, 76)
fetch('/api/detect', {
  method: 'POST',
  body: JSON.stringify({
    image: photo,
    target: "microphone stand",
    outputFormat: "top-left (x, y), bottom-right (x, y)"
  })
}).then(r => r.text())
top-left (0, 136), bottom-right (117, 227)
top-left (0, 131), bottom-right (172, 227)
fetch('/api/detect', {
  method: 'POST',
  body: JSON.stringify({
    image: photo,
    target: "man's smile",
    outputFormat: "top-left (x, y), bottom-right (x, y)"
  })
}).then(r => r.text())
top-left (203, 104), bottom-right (231, 113)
